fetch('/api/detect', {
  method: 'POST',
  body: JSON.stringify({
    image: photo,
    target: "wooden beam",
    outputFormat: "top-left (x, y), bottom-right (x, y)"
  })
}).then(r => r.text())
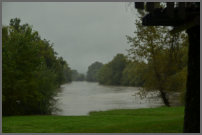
top-left (170, 16), bottom-right (199, 34)
top-left (146, 2), bottom-right (155, 12)
top-left (166, 2), bottom-right (174, 18)
top-left (135, 2), bottom-right (144, 10)
top-left (178, 2), bottom-right (186, 20)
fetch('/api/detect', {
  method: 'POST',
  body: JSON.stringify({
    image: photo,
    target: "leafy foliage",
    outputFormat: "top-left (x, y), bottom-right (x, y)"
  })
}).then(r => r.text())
top-left (98, 54), bottom-right (128, 85)
top-left (71, 70), bottom-right (85, 81)
top-left (86, 61), bottom-right (103, 82)
top-left (2, 18), bottom-right (72, 115)
top-left (126, 12), bottom-right (188, 106)
top-left (121, 61), bottom-right (146, 87)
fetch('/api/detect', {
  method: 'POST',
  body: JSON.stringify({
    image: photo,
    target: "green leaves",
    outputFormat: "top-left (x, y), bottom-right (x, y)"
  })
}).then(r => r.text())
top-left (86, 62), bottom-right (103, 82)
top-left (97, 54), bottom-right (127, 85)
top-left (121, 61), bottom-right (146, 87)
top-left (71, 70), bottom-right (85, 81)
top-left (2, 18), bottom-right (72, 115)
top-left (126, 13), bottom-right (188, 106)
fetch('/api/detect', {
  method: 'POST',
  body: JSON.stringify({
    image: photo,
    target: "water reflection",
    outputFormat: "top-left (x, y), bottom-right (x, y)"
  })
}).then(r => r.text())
top-left (53, 81), bottom-right (163, 116)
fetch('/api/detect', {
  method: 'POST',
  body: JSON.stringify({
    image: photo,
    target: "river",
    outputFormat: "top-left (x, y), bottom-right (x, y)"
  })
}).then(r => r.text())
top-left (53, 81), bottom-right (164, 116)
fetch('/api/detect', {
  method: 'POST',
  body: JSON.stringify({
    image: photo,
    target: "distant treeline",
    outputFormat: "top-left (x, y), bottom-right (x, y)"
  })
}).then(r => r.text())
top-left (86, 55), bottom-right (145, 87)
top-left (2, 18), bottom-right (72, 115)
top-left (71, 70), bottom-right (85, 81)
top-left (86, 62), bottom-right (103, 82)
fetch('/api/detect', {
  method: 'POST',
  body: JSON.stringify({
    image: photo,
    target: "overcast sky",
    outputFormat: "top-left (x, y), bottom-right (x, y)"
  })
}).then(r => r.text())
top-left (2, 2), bottom-right (138, 74)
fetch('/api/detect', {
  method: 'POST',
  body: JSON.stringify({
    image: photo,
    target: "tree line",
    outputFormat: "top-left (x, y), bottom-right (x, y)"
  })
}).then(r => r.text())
top-left (2, 18), bottom-right (72, 115)
top-left (71, 69), bottom-right (85, 81)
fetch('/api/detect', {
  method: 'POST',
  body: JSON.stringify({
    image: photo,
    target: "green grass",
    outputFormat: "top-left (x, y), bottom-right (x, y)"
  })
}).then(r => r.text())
top-left (3, 106), bottom-right (184, 133)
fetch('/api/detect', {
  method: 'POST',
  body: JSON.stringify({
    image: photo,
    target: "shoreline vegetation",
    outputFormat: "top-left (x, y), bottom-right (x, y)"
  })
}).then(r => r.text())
top-left (3, 106), bottom-right (184, 133)
top-left (3, 18), bottom-right (72, 116)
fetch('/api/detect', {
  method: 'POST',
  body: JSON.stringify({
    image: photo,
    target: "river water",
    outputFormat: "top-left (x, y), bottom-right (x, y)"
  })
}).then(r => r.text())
top-left (53, 81), bottom-right (164, 116)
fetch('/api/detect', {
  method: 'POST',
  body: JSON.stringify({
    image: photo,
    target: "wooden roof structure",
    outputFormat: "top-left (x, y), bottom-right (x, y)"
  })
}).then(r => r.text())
top-left (135, 2), bottom-right (200, 33)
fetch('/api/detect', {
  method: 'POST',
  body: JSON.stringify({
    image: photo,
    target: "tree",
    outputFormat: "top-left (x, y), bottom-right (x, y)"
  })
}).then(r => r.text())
top-left (86, 61), bottom-right (103, 82)
top-left (126, 12), bottom-right (188, 106)
top-left (55, 57), bottom-right (72, 85)
top-left (98, 54), bottom-right (128, 85)
top-left (97, 63), bottom-right (113, 85)
top-left (71, 69), bottom-right (85, 81)
top-left (121, 60), bottom-right (146, 87)
top-left (2, 18), bottom-right (72, 115)
top-left (3, 18), bottom-right (43, 115)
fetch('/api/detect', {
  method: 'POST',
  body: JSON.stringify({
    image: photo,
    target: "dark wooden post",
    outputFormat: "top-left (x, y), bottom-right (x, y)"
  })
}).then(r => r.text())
top-left (184, 25), bottom-right (200, 133)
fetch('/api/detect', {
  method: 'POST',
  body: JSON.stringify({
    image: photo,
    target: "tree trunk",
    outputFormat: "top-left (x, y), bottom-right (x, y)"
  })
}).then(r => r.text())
top-left (183, 25), bottom-right (200, 133)
top-left (160, 90), bottom-right (170, 107)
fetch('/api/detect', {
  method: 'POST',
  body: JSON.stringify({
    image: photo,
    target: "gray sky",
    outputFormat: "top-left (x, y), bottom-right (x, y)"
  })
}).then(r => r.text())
top-left (2, 2), bottom-right (137, 74)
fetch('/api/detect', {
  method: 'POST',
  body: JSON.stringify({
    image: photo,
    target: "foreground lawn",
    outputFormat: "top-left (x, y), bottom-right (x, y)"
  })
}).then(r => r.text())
top-left (3, 106), bottom-right (184, 133)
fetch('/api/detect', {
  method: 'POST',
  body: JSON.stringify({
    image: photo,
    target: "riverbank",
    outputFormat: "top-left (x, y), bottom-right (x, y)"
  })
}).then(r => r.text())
top-left (3, 106), bottom-right (184, 133)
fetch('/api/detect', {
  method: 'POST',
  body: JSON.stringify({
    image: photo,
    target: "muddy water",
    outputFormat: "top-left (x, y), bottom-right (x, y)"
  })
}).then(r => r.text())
top-left (53, 81), bottom-right (163, 116)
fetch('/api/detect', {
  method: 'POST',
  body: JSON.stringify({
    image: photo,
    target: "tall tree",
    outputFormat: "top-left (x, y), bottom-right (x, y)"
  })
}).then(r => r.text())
top-left (126, 13), bottom-right (188, 106)
top-left (2, 18), bottom-right (72, 115)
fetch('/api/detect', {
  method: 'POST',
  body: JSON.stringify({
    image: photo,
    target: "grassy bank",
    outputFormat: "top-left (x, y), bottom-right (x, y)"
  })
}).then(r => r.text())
top-left (3, 106), bottom-right (184, 133)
